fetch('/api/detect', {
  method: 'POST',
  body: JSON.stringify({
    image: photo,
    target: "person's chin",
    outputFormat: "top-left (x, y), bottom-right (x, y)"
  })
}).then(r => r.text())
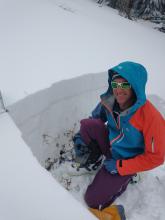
top-left (116, 96), bottom-right (126, 104)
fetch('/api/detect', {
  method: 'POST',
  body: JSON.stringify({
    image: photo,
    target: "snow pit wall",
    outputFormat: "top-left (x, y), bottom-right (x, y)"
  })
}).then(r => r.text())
top-left (8, 72), bottom-right (107, 167)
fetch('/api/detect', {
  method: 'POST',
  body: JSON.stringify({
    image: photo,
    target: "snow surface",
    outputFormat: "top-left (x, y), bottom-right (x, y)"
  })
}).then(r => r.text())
top-left (0, 113), bottom-right (96, 220)
top-left (0, 0), bottom-right (165, 219)
top-left (0, 0), bottom-right (165, 106)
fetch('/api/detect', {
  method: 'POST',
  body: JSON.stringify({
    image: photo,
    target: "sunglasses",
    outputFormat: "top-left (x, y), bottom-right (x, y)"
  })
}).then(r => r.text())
top-left (111, 81), bottom-right (131, 89)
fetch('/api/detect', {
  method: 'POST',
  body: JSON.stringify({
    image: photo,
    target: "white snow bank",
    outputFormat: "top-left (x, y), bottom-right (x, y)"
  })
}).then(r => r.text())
top-left (0, 113), bottom-right (96, 220)
top-left (1, 0), bottom-right (165, 107)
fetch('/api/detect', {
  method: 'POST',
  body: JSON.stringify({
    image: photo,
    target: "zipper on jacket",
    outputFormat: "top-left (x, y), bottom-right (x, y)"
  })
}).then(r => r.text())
top-left (116, 111), bottom-right (120, 128)
top-left (101, 100), bottom-right (120, 129)
top-left (151, 137), bottom-right (155, 153)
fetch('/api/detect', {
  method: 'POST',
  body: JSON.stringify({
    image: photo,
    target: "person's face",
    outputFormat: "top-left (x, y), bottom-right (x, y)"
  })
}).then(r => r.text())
top-left (112, 78), bottom-right (134, 110)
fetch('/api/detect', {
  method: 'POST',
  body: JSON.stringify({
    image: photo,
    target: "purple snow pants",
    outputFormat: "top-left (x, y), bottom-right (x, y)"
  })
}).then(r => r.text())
top-left (80, 118), bottom-right (132, 209)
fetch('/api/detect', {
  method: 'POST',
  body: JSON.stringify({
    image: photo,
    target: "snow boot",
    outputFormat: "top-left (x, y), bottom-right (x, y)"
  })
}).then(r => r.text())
top-left (90, 204), bottom-right (126, 220)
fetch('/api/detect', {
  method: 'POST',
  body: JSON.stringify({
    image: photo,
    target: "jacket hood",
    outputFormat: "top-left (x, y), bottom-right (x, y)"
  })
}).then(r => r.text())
top-left (102, 61), bottom-right (148, 113)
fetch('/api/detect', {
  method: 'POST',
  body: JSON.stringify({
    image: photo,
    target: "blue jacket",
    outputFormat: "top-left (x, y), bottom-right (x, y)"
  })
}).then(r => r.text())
top-left (92, 61), bottom-right (148, 160)
top-left (92, 61), bottom-right (165, 175)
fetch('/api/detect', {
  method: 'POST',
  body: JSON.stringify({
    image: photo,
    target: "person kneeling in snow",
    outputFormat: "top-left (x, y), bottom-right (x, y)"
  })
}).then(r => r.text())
top-left (73, 61), bottom-right (165, 211)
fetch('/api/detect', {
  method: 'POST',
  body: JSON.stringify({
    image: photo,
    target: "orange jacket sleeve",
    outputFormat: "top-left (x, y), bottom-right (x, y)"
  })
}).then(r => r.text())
top-left (117, 100), bottom-right (165, 176)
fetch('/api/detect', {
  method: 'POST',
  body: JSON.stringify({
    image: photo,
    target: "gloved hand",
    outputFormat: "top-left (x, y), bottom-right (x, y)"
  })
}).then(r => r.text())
top-left (73, 133), bottom-right (89, 156)
top-left (104, 158), bottom-right (118, 174)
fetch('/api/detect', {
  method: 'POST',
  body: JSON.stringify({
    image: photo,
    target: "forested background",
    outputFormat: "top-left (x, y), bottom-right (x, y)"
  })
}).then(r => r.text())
top-left (97, 0), bottom-right (165, 31)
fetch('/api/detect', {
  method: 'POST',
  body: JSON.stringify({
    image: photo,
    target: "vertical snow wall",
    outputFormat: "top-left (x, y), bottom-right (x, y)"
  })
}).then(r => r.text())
top-left (8, 73), bottom-right (107, 167)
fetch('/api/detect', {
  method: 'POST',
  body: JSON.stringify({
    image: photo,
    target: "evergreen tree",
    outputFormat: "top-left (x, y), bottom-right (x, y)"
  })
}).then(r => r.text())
top-left (105, 0), bottom-right (165, 21)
